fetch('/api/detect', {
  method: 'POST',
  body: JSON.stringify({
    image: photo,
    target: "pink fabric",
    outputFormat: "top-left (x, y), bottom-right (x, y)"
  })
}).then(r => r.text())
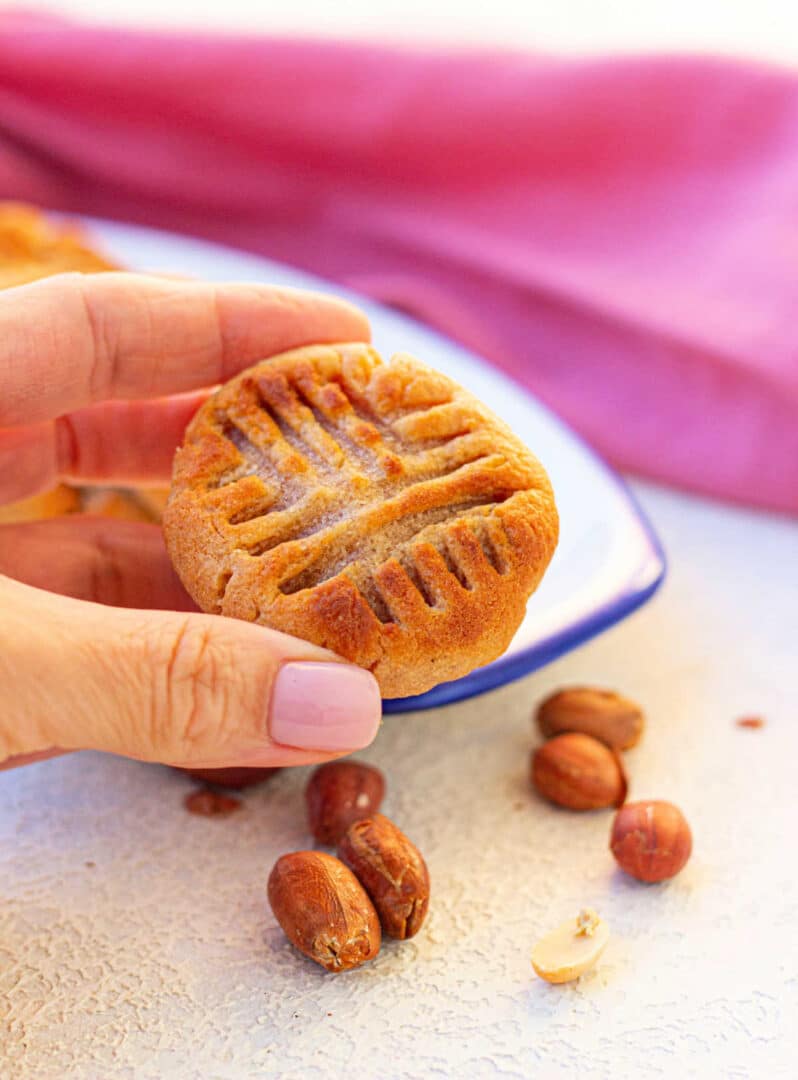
top-left (1, 16), bottom-right (797, 515)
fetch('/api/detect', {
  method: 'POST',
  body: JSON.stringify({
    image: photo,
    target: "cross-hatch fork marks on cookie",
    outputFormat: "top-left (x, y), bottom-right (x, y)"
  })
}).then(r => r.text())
top-left (199, 371), bottom-right (519, 618)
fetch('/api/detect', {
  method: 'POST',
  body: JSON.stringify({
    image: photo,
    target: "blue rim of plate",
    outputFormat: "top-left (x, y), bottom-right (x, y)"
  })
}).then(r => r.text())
top-left (77, 215), bottom-right (667, 715)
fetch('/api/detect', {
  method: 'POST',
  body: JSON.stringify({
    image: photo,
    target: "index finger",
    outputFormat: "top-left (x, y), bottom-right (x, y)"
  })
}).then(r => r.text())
top-left (0, 272), bottom-right (370, 426)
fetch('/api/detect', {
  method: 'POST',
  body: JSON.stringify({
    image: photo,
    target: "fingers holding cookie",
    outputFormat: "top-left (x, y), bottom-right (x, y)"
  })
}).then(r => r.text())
top-left (0, 273), bottom-right (370, 426)
top-left (0, 393), bottom-right (211, 506)
top-left (0, 574), bottom-right (382, 770)
top-left (0, 516), bottom-right (195, 610)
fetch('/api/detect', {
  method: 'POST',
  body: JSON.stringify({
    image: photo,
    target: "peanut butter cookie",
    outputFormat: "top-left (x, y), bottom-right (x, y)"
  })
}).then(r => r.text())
top-left (164, 344), bottom-right (558, 697)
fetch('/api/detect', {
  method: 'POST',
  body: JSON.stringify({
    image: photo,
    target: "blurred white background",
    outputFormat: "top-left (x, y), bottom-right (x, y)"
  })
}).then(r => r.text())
top-left (23, 0), bottom-right (798, 65)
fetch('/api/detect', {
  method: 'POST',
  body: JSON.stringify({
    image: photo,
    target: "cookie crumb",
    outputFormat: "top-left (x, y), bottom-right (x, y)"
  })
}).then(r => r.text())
top-left (736, 716), bottom-right (765, 729)
top-left (184, 788), bottom-right (242, 817)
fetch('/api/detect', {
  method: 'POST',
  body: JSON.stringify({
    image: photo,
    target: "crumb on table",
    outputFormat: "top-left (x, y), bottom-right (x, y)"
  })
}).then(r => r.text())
top-left (736, 716), bottom-right (765, 729)
top-left (184, 789), bottom-right (243, 817)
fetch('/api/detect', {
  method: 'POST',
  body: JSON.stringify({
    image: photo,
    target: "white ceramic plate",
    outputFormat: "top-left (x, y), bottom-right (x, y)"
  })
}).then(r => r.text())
top-left (82, 217), bottom-right (666, 712)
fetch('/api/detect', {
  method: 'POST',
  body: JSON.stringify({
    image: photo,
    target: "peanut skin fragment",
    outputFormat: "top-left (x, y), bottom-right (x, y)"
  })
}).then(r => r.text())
top-left (736, 716), bottom-right (765, 730)
top-left (184, 789), bottom-right (242, 816)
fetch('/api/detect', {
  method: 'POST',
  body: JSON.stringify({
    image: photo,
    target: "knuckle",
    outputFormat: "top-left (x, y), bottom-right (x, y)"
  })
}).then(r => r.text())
top-left (73, 273), bottom-right (118, 402)
top-left (146, 618), bottom-right (245, 759)
top-left (85, 535), bottom-right (127, 608)
top-left (268, 286), bottom-right (307, 316)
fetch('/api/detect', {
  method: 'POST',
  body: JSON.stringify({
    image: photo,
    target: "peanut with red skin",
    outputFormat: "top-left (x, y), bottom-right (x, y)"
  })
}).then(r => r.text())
top-left (179, 766), bottom-right (280, 790)
top-left (338, 814), bottom-right (430, 940)
top-left (610, 800), bottom-right (692, 882)
top-left (531, 732), bottom-right (627, 810)
top-left (305, 761), bottom-right (385, 845)
top-left (267, 851), bottom-right (381, 972)
top-left (536, 687), bottom-right (644, 750)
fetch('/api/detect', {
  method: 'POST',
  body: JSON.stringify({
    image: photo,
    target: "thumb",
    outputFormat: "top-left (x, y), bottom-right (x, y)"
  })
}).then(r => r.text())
top-left (0, 576), bottom-right (382, 768)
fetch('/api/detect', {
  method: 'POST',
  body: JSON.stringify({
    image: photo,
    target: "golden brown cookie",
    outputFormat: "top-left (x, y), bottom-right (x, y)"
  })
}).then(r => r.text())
top-left (164, 343), bottom-right (558, 697)
top-left (0, 203), bottom-right (114, 523)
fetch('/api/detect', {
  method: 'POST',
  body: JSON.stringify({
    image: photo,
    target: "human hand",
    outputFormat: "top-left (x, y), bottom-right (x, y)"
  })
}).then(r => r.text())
top-left (0, 272), bottom-right (381, 771)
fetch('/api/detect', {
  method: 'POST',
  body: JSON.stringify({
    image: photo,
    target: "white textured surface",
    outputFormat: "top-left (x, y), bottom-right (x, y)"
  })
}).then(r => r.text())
top-left (2, 482), bottom-right (796, 1079)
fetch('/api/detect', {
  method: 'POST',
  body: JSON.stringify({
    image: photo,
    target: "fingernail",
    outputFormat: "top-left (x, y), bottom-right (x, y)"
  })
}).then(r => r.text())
top-left (269, 662), bottom-right (382, 751)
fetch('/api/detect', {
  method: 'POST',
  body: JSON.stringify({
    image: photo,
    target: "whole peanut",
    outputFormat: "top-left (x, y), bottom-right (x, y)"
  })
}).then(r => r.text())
top-left (610, 800), bottom-right (693, 882)
top-left (305, 761), bottom-right (385, 845)
top-left (267, 851), bottom-right (381, 972)
top-left (180, 766), bottom-right (280, 790)
top-left (338, 814), bottom-right (430, 940)
top-left (536, 687), bottom-right (644, 750)
top-left (531, 732), bottom-right (627, 810)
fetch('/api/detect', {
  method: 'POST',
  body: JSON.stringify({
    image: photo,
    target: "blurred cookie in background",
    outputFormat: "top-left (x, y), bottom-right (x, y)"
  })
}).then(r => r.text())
top-left (0, 484), bottom-right (81, 524)
top-left (0, 202), bottom-right (169, 526)
top-left (0, 201), bottom-right (117, 288)
top-left (79, 488), bottom-right (160, 523)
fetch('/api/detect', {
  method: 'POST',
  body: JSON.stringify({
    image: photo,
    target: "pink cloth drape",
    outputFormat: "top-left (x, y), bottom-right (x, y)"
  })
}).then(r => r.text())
top-left (1, 14), bottom-right (797, 513)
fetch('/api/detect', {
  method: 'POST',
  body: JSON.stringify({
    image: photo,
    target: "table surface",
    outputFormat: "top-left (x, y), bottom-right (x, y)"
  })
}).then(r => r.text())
top-left (4, 10), bottom-right (797, 1075)
top-left (2, 480), bottom-right (796, 1079)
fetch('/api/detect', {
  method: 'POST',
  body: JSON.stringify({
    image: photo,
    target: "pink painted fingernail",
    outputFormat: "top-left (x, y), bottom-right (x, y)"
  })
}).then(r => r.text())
top-left (269, 662), bottom-right (382, 751)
